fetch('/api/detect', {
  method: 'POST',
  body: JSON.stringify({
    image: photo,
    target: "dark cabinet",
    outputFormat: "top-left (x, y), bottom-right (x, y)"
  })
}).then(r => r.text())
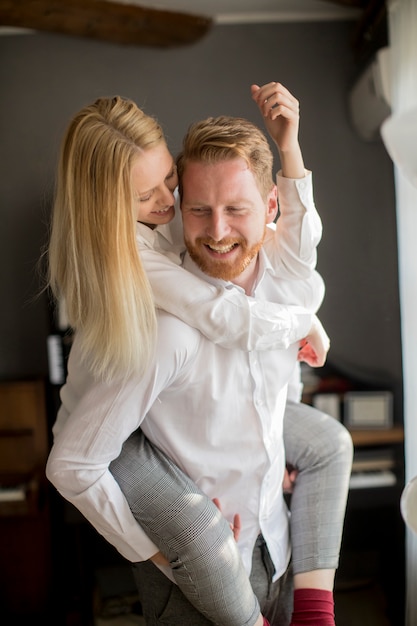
top-left (0, 379), bottom-right (53, 619)
top-left (335, 426), bottom-right (405, 626)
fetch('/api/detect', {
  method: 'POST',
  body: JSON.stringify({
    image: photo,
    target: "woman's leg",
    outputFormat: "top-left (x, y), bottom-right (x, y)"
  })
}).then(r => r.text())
top-left (283, 400), bottom-right (353, 625)
top-left (283, 400), bottom-right (353, 577)
top-left (109, 402), bottom-right (352, 625)
top-left (131, 536), bottom-right (289, 626)
top-left (109, 429), bottom-right (261, 626)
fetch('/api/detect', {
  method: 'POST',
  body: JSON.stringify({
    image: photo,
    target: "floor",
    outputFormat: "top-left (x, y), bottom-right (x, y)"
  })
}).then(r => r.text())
top-left (95, 617), bottom-right (145, 626)
top-left (91, 576), bottom-right (395, 626)
top-left (50, 488), bottom-right (404, 626)
top-left (334, 584), bottom-right (392, 626)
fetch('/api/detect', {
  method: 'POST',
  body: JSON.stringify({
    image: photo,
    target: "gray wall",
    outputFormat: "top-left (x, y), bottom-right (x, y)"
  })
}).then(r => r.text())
top-left (0, 20), bottom-right (402, 415)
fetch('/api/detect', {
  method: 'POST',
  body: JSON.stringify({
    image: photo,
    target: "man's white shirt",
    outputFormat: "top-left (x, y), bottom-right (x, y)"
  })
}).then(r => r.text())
top-left (46, 170), bottom-right (324, 581)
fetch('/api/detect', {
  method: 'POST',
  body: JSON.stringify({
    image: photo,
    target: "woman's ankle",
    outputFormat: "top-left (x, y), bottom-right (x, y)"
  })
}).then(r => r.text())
top-left (293, 569), bottom-right (335, 591)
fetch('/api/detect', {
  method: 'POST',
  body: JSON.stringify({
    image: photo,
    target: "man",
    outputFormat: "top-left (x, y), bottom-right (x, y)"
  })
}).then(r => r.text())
top-left (132, 114), bottom-right (330, 624)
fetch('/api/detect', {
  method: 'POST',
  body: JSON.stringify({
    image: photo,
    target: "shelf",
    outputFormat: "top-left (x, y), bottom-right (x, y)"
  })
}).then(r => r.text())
top-left (349, 426), bottom-right (404, 447)
top-left (349, 470), bottom-right (397, 490)
top-left (0, 476), bottom-right (42, 518)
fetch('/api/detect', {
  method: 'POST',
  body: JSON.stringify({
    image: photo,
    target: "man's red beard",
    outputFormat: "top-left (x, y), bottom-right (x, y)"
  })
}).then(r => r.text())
top-left (185, 234), bottom-right (264, 281)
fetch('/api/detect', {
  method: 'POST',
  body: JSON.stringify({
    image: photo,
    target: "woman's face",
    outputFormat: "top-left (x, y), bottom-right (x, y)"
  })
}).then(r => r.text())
top-left (132, 143), bottom-right (178, 227)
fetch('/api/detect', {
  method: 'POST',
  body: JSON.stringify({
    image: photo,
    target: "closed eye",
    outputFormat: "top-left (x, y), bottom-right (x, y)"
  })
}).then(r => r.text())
top-left (189, 207), bottom-right (211, 215)
top-left (138, 192), bottom-right (153, 202)
top-left (137, 164), bottom-right (177, 203)
top-left (226, 207), bottom-right (243, 212)
top-left (165, 166), bottom-right (177, 182)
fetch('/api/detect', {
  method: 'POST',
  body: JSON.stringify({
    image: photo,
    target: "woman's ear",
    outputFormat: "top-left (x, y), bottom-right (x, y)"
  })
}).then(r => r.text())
top-left (266, 185), bottom-right (278, 223)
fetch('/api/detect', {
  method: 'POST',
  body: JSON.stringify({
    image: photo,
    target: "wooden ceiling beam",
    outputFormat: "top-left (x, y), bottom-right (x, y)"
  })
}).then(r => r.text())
top-left (0, 0), bottom-right (213, 47)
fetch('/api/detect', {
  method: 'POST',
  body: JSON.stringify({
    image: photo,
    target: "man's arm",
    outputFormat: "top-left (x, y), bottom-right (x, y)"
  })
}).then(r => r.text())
top-left (251, 81), bottom-right (305, 179)
top-left (252, 81), bottom-right (323, 280)
top-left (140, 81), bottom-right (324, 353)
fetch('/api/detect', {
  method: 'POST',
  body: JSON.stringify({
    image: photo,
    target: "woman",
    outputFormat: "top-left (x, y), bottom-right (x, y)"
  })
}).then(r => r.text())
top-left (46, 83), bottom-right (352, 626)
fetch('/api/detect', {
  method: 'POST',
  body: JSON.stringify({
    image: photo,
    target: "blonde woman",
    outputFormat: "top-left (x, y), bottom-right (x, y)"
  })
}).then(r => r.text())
top-left (46, 84), bottom-right (352, 626)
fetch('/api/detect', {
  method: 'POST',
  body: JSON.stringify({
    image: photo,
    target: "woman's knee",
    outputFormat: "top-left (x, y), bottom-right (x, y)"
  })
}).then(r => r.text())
top-left (326, 419), bottom-right (354, 464)
top-left (293, 414), bottom-right (353, 473)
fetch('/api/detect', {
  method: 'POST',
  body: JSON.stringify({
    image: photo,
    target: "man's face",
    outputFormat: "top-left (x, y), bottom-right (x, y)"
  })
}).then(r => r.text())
top-left (181, 158), bottom-right (277, 286)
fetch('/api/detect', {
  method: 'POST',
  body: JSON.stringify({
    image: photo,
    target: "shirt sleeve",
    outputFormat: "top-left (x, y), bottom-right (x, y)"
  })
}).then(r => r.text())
top-left (46, 337), bottom-right (174, 563)
top-left (267, 170), bottom-right (323, 279)
top-left (139, 171), bottom-right (320, 351)
top-left (47, 319), bottom-right (202, 567)
top-left (141, 245), bottom-right (313, 351)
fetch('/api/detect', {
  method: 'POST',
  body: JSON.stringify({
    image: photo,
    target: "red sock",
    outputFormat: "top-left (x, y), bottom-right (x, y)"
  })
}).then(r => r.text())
top-left (290, 588), bottom-right (335, 625)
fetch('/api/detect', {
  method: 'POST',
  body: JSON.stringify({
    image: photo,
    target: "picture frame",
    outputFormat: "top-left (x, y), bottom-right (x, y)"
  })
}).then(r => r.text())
top-left (344, 391), bottom-right (393, 429)
top-left (312, 393), bottom-right (341, 421)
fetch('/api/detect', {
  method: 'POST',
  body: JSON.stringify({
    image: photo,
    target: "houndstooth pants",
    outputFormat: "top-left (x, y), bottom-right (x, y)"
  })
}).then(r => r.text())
top-left (110, 400), bottom-right (353, 625)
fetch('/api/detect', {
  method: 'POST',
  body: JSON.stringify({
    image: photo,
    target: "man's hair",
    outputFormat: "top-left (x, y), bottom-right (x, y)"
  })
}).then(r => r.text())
top-left (47, 96), bottom-right (164, 380)
top-left (176, 115), bottom-right (274, 200)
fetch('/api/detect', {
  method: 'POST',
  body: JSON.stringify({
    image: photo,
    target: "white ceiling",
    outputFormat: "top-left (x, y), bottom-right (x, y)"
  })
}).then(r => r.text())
top-left (131, 0), bottom-right (361, 24)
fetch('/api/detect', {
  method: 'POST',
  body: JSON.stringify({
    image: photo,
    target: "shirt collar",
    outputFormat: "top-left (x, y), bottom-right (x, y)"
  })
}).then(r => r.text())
top-left (135, 221), bottom-right (175, 248)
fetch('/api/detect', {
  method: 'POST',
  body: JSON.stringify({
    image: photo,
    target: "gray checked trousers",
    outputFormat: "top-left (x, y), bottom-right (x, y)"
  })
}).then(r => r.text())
top-left (110, 400), bottom-right (353, 625)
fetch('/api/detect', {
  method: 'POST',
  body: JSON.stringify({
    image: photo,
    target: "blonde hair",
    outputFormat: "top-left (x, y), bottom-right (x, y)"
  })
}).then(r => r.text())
top-left (176, 115), bottom-right (274, 200)
top-left (48, 96), bottom-right (165, 381)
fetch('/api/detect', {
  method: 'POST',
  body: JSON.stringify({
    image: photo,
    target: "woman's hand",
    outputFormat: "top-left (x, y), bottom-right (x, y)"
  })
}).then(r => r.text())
top-left (150, 550), bottom-right (170, 567)
top-left (298, 315), bottom-right (330, 367)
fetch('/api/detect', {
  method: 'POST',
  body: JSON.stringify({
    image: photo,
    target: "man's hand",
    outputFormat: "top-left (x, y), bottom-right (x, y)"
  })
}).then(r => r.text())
top-left (251, 81), bottom-right (305, 179)
top-left (283, 465), bottom-right (298, 494)
top-left (213, 497), bottom-right (241, 542)
top-left (298, 315), bottom-right (330, 368)
top-left (251, 82), bottom-right (300, 153)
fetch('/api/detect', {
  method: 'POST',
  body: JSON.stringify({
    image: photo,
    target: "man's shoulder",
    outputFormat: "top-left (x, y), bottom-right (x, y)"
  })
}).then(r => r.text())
top-left (156, 310), bottom-right (202, 353)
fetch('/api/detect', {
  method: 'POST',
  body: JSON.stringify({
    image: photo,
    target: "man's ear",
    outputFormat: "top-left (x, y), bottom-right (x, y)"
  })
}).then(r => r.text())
top-left (266, 185), bottom-right (278, 223)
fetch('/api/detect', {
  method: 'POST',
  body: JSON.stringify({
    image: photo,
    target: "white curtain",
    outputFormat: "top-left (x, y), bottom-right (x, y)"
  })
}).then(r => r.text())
top-left (382, 1), bottom-right (417, 623)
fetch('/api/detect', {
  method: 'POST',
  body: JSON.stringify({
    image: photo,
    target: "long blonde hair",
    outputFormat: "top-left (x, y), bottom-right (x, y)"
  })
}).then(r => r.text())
top-left (48, 96), bottom-right (164, 381)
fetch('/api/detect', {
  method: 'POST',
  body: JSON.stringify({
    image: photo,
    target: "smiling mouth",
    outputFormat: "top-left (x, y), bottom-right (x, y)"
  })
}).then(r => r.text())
top-left (206, 242), bottom-right (239, 254)
top-left (152, 206), bottom-right (173, 215)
